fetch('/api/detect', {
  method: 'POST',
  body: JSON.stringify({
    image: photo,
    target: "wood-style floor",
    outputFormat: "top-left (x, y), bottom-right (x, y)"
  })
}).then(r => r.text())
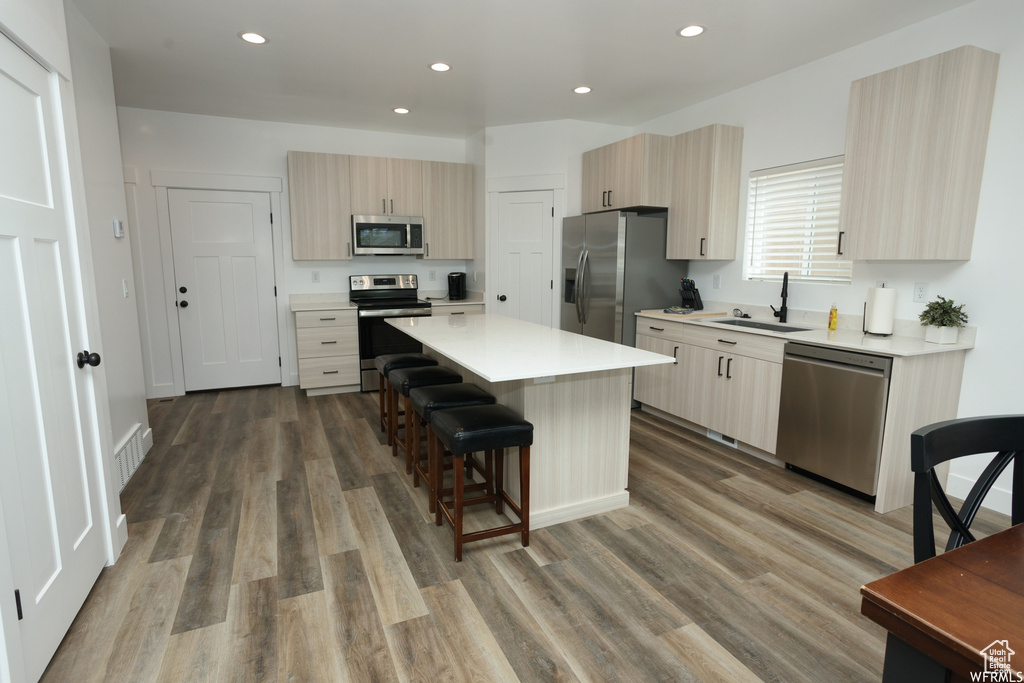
top-left (41, 385), bottom-right (1008, 682)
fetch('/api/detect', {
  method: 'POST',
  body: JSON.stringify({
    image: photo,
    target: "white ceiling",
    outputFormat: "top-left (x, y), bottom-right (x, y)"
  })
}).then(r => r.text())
top-left (71, 0), bottom-right (976, 139)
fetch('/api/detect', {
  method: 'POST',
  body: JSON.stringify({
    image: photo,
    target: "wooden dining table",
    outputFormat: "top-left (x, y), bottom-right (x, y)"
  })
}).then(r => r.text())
top-left (861, 524), bottom-right (1024, 682)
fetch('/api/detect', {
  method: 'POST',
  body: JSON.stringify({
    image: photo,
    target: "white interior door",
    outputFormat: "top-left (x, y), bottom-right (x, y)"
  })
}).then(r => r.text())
top-left (0, 33), bottom-right (108, 681)
top-left (169, 189), bottom-right (280, 391)
top-left (495, 190), bottom-right (554, 326)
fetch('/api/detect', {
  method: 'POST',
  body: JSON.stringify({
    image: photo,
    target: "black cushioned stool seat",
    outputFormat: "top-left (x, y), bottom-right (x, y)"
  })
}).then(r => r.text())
top-left (375, 353), bottom-right (437, 441)
top-left (408, 383), bottom-right (496, 513)
top-left (430, 404), bottom-right (533, 561)
top-left (388, 366), bottom-right (462, 466)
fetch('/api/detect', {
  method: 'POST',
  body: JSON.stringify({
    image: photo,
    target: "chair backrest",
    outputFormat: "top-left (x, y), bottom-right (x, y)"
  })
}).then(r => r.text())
top-left (910, 415), bottom-right (1024, 563)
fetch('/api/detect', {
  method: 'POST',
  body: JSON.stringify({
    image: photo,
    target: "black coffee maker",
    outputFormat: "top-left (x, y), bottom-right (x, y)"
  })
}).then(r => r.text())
top-left (447, 272), bottom-right (467, 300)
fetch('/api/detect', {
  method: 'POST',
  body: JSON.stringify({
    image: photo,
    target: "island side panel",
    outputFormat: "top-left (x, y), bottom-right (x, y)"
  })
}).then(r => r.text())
top-left (432, 356), bottom-right (633, 527)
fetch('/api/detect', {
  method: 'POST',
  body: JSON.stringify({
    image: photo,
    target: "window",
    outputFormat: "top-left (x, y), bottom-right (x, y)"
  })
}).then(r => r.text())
top-left (744, 156), bottom-right (851, 284)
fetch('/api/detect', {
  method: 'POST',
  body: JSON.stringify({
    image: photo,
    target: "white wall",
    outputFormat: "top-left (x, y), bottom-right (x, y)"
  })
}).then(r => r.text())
top-left (482, 0), bottom-right (1024, 510)
top-left (0, 0), bottom-right (70, 75)
top-left (65, 3), bottom-right (150, 453)
top-left (117, 108), bottom-right (473, 394)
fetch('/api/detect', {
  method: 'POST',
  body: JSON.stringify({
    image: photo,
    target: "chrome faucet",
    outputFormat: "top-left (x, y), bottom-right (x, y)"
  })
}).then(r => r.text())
top-left (771, 271), bottom-right (789, 323)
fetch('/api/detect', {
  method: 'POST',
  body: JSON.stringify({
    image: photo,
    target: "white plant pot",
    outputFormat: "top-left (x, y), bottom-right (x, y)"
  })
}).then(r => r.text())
top-left (924, 325), bottom-right (959, 344)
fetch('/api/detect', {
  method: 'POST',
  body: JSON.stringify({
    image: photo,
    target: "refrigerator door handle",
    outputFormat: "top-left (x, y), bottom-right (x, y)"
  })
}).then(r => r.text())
top-left (573, 249), bottom-right (585, 324)
top-left (580, 249), bottom-right (591, 324)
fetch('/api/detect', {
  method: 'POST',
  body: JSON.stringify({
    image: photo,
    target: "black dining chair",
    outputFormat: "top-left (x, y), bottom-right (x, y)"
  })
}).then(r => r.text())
top-left (910, 415), bottom-right (1024, 564)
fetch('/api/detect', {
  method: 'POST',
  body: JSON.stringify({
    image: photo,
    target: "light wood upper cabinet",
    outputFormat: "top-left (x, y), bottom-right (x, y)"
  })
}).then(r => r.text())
top-left (666, 124), bottom-right (744, 260)
top-left (287, 151), bottom-right (352, 260)
top-left (421, 161), bottom-right (474, 259)
top-left (581, 133), bottom-right (674, 213)
top-left (349, 156), bottom-right (423, 216)
top-left (839, 45), bottom-right (999, 260)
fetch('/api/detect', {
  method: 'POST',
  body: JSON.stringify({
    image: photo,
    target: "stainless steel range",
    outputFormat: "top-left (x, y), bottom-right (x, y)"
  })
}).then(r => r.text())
top-left (349, 274), bottom-right (431, 391)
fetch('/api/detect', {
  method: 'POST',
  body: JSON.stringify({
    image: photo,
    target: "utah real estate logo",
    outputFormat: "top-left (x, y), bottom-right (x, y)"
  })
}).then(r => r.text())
top-left (975, 640), bottom-right (1022, 682)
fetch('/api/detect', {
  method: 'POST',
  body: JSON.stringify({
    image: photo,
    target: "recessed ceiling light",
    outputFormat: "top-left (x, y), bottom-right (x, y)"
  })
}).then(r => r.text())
top-left (430, 63), bottom-right (451, 72)
top-left (394, 107), bottom-right (410, 114)
top-left (677, 25), bottom-right (705, 38)
top-left (574, 86), bottom-right (592, 94)
top-left (240, 32), bottom-right (267, 44)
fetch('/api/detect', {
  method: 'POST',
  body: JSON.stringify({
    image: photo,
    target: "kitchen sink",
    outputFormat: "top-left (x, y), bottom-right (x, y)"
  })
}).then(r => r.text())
top-left (710, 319), bottom-right (811, 333)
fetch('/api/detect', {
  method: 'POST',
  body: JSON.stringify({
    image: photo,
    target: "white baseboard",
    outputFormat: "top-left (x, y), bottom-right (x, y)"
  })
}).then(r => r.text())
top-left (142, 427), bottom-right (153, 454)
top-left (530, 491), bottom-right (630, 529)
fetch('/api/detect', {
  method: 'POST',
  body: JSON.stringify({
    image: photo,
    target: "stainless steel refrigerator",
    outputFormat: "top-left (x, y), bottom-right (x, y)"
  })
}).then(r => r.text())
top-left (561, 211), bottom-right (688, 346)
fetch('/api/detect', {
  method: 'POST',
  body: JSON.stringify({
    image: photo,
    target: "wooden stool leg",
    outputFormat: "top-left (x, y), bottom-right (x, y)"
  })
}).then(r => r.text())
top-left (411, 412), bottom-right (421, 487)
top-left (424, 425), bottom-right (436, 513)
top-left (454, 453), bottom-right (465, 562)
top-left (520, 445), bottom-right (530, 548)
top-left (404, 395), bottom-right (414, 474)
top-left (378, 373), bottom-right (386, 433)
top-left (434, 439), bottom-right (446, 526)
top-left (389, 385), bottom-right (401, 457)
top-left (495, 448), bottom-right (505, 516)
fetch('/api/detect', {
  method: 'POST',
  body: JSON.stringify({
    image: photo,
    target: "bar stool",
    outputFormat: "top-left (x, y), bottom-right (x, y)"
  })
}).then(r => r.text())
top-left (409, 383), bottom-right (496, 513)
top-left (430, 404), bottom-right (533, 562)
top-left (387, 366), bottom-right (462, 463)
top-left (375, 353), bottom-right (437, 443)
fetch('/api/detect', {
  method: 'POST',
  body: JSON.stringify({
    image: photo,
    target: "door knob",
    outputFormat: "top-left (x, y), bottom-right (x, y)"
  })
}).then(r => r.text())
top-left (497, 295), bottom-right (507, 302)
top-left (179, 300), bottom-right (189, 308)
top-left (76, 351), bottom-right (101, 368)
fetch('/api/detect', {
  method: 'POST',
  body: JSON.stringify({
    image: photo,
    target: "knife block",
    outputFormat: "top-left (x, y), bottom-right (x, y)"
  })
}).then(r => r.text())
top-left (680, 288), bottom-right (703, 311)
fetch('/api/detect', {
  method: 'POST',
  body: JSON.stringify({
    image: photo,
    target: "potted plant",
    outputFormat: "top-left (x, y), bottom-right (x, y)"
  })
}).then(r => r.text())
top-left (919, 295), bottom-right (968, 344)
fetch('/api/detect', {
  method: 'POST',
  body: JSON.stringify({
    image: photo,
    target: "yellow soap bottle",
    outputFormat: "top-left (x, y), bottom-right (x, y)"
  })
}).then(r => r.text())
top-left (828, 304), bottom-right (838, 331)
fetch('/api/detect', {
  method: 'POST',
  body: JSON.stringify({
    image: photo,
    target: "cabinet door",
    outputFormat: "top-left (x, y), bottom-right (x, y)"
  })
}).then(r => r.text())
top-left (606, 135), bottom-right (643, 210)
top-left (666, 124), bottom-right (742, 260)
top-left (422, 161), bottom-right (473, 259)
top-left (287, 151), bottom-right (352, 260)
top-left (719, 355), bottom-right (783, 453)
top-left (677, 343), bottom-right (719, 429)
top-left (840, 46), bottom-right (999, 260)
top-left (581, 146), bottom-right (606, 214)
top-left (349, 155), bottom-right (389, 215)
top-left (387, 158), bottom-right (423, 216)
top-left (634, 335), bottom-right (681, 414)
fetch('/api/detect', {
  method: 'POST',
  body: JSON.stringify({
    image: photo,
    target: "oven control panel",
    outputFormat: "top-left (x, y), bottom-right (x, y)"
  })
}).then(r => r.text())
top-left (350, 274), bottom-right (418, 291)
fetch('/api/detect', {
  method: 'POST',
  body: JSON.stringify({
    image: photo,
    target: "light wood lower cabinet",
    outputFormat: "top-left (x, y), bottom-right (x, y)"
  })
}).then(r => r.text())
top-left (633, 316), bottom-right (784, 454)
top-left (295, 308), bottom-right (359, 393)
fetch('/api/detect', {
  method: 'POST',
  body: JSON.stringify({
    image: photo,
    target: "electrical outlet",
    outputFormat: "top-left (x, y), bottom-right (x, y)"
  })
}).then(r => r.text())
top-left (713, 274), bottom-right (721, 289)
top-left (913, 282), bottom-right (929, 303)
top-left (875, 280), bottom-right (889, 289)
top-left (311, 271), bottom-right (320, 284)
top-left (429, 270), bottom-right (436, 281)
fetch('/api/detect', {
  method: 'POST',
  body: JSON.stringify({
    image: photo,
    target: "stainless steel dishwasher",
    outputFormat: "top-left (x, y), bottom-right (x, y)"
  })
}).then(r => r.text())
top-left (776, 342), bottom-right (892, 498)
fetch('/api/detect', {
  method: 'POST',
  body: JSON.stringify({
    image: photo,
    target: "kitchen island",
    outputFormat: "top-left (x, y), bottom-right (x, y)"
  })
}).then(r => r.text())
top-left (388, 314), bottom-right (674, 527)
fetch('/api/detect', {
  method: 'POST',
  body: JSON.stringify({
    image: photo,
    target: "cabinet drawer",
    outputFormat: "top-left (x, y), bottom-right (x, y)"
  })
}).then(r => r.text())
top-left (297, 326), bottom-right (359, 358)
top-left (298, 357), bottom-right (360, 388)
top-left (433, 304), bottom-right (484, 316)
top-left (635, 317), bottom-right (687, 343)
top-left (295, 309), bottom-right (357, 329)
top-left (685, 326), bottom-right (785, 363)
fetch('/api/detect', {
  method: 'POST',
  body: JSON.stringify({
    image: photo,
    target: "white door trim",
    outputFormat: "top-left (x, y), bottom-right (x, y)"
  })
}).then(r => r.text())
top-left (151, 171), bottom-right (289, 396)
top-left (487, 175), bottom-right (565, 322)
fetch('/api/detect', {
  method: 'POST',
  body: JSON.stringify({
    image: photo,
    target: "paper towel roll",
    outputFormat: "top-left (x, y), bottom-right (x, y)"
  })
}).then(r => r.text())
top-left (865, 287), bottom-right (896, 335)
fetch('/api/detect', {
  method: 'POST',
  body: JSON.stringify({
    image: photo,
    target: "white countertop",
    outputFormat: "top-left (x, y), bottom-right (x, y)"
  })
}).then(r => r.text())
top-left (389, 314), bottom-right (675, 382)
top-left (637, 310), bottom-right (975, 357)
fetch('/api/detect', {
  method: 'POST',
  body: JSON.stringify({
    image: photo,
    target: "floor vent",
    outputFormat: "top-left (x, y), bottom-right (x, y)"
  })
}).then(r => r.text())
top-left (707, 429), bottom-right (739, 448)
top-left (114, 425), bottom-right (145, 492)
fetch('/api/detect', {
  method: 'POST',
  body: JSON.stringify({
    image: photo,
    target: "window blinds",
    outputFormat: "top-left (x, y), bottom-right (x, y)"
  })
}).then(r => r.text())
top-left (745, 156), bottom-right (851, 284)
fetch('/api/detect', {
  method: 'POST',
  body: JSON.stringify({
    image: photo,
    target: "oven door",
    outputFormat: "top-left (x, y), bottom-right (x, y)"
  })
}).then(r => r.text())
top-left (357, 310), bottom-right (430, 391)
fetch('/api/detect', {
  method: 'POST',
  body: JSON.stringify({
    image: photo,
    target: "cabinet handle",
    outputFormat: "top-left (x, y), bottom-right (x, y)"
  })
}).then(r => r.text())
top-left (425, 243), bottom-right (430, 257)
top-left (347, 242), bottom-right (351, 258)
top-left (718, 356), bottom-right (724, 377)
top-left (649, 326), bottom-right (664, 331)
top-left (726, 357), bottom-right (733, 379)
top-left (321, 340), bottom-right (337, 344)
top-left (608, 190), bottom-right (613, 206)
top-left (323, 370), bottom-right (339, 375)
top-left (700, 238), bottom-right (706, 257)
top-left (837, 231), bottom-right (845, 256)
top-left (602, 191), bottom-right (607, 207)
top-left (390, 199), bottom-right (394, 214)
top-left (717, 339), bottom-right (737, 345)
top-left (320, 317), bottom-right (336, 321)
top-left (673, 346), bottom-right (679, 365)
top-left (382, 198), bottom-right (386, 213)
top-left (451, 311), bottom-right (465, 315)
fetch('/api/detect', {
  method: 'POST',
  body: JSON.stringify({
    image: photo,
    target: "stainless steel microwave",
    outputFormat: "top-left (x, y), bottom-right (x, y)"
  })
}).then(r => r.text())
top-left (351, 215), bottom-right (424, 255)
